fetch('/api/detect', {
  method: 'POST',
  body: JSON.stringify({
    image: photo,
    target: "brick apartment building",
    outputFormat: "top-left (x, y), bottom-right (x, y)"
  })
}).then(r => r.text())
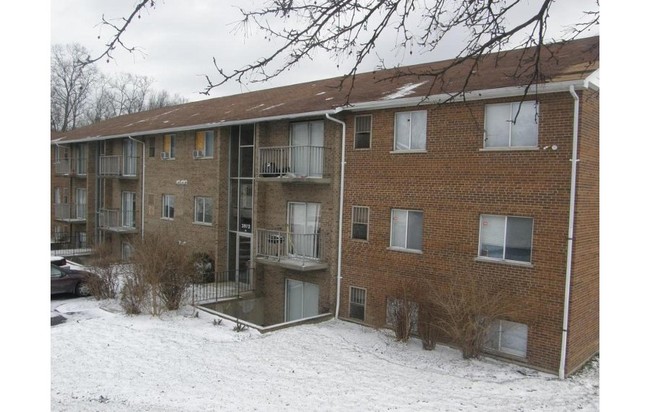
top-left (51, 36), bottom-right (599, 377)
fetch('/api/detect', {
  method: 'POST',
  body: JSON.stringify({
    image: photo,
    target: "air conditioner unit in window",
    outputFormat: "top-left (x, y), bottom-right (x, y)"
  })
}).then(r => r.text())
top-left (192, 150), bottom-right (204, 159)
top-left (161, 152), bottom-right (169, 160)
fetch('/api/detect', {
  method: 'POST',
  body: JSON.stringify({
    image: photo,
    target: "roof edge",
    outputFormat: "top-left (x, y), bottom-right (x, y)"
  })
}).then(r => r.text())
top-left (53, 78), bottom-right (598, 145)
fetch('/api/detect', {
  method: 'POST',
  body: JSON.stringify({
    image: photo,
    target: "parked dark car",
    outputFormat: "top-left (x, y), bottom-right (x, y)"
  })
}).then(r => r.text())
top-left (51, 264), bottom-right (93, 296)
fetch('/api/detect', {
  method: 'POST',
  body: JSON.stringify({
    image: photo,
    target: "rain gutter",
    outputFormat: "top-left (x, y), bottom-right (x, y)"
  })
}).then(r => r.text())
top-left (558, 85), bottom-right (581, 379)
top-left (325, 111), bottom-right (346, 319)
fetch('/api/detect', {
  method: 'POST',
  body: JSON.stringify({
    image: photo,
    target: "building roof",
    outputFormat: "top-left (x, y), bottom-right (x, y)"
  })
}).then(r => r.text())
top-left (53, 36), bottom-right (599, 143)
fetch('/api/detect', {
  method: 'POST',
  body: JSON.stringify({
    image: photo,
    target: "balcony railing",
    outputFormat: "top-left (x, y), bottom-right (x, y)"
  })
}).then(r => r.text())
top-left (257, 145), bottom-right (328, 182)
top-left (99, 155), bottom-right (138, 177)
top-left (51, 231), bottom-right (91, 256)
top-left (190, 269), bottom-right (255, 305)
top-left (256, 229), bottom-right (327, 271)
top-left (98, 208), bottom-right (137, 232)
top-left (54, 203), bottom-right (87, 222)
top-left (54, 158), bottom-right (87, 176)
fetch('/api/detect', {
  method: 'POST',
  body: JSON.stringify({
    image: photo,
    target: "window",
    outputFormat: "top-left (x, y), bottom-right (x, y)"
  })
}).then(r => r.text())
top-left (75, 144), bottom-right (87, 175)
top-left (349, 287), bottom-right (366, 321)
top-left (485, 319), bottom-right (528, 358)
top-left (194, 197), bottom-right (213, 224)
top-left (394, 110), bottom-right (427, 151)
top-left (478, 215), bottom-right (533, 263)
top-left (390, 209), bottom-right (423, 251)
top-left (484, 101), bottom-right (538, 148)
top-left (354, 115), bottom-right (372, 149)
top-left (351, 206), bottom-right (369, 240)
top-left (162, 194), bottom-right (175, 219)
top-left (148, 139), bottom-right (155, 158)
top-left (162, 134), bottom-right (176, 159)
top-left (290, 121), bottom-right (324, 178)
top-left (288, 202), bottom-right (321, 258)
top-left (194, 130), bottom-right (214, 158)
top-left (121, 192), bottom-right (136, 228)
top-left (122, 242), bottom-right (134, 261)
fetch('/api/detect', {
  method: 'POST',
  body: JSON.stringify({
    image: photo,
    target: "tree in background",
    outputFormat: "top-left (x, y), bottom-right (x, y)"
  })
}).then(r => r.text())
top-left (51, 43), bottom-right (187, 132)
top-left (82, 0), bottom-right (599, 98)
top-left (51, 44), bottom-right (99, 132)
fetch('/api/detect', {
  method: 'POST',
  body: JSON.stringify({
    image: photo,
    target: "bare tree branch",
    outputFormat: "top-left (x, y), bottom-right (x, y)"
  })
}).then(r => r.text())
top-left (80, 0), bottom-right (155, 66)
top-left (83, 0), bottom-right (599, 100)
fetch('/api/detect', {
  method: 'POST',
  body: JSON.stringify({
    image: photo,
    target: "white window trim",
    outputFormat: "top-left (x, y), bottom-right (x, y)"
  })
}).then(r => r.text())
top-left (194, 196), bottom-right (213, 225)
top-left (388, 209), bottom-right (424, 253)
top-left (354, 114), bottom-right (372, 150)
top-left (484, 319), bottom-right (528, 359)
top-left (483, 101), bottom-right (539, 150)
top-left (476, 214), bottom-right (534, 265)
top-left (162, 194), bottom-right (175, 220)
top-left (393, 110), bottom-right (427, 152)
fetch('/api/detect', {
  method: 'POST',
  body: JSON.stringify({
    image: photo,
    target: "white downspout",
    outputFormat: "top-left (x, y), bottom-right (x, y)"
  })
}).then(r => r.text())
top-left (559, 85), bottom-right (580, 379)
top-left (325, 112), bottom-right (346, 319)
top-left (128, 136), bottom-right (146, 240)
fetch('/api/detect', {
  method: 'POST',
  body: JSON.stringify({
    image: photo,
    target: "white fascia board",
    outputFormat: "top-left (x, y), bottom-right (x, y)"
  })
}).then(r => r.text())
top-left (344, 79), bottom-right (596, 112)
top-left (52, 109), bottom-right (336, 145)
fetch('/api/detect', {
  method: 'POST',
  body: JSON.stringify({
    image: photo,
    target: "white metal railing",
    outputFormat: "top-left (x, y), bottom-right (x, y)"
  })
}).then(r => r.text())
top-left (54, 203), bottom-right (86, 221)
top-left (257, 229), bottom-right (323, 263)
top-left (98, 208), bottom-right (135, 230)
top-left (99, 155), bottom-right (138, 177)
top-left (54, 160), bottom-right (71, 175)
top-left (258, 146), bottom-right (325, 178)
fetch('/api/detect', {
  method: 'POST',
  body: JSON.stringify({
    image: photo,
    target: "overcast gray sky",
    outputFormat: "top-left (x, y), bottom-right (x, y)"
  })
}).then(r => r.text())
top-left (50, 0), bottom-right (600, 102)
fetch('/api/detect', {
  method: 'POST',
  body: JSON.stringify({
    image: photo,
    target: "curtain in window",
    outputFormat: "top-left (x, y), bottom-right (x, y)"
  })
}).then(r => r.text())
top-left (290, 121), bottom-right (324, 177)
top-left (289, 202), bottom-right (321, 258)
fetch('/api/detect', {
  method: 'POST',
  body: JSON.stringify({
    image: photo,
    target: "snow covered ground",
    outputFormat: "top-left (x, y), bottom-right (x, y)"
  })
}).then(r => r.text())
top-left (49, 297), bottom-right (599, 411)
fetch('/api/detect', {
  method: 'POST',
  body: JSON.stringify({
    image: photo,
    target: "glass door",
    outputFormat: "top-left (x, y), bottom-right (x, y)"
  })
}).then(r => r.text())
top-left (290, 121), bottom-right (324, 178)
top-left (288, 202), bottom-right (320, 259)
top-left (285, 279), bottom-right (319, 322)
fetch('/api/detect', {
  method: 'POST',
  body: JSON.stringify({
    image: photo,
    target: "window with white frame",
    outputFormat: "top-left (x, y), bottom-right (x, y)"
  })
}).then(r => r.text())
top-left (394, 110), bottom-right (427, 151)
top-left (194, 130), bottom-right (214, 158)
top-left (485, 319), bottom-right (528, 358)
top-left (390, 209), bottom-right (423, 251)
top-left (162, 194), bottom-right (175, 219)
top-left (194, 196), bottom-right (213, 224)
top-left (478, 215), bottom-right (533, 263)
top-left (351, 206), bottom-right (369, 240)
top-left (349, 286), bottom-right (367, 321)
top-left (354, 115), bottom-right (372, 149)
top-left (484, 101), bottom-right (538, 148)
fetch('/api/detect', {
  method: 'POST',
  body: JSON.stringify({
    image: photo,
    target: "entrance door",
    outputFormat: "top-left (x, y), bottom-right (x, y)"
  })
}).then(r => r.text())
top-left (288, 202), bottom-right (320, 259)
top-left (285, 279), bottom-right (319, 322)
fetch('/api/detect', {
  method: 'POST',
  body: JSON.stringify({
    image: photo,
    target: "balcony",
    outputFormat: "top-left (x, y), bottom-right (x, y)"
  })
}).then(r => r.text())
top-left (54, 158), bottom-right (87, 177)
top-left (54, 203), bottom-right (87, 222)
top-left (255, 229), bottom-right (327, 271)
top-left (257, 146), bottom-right (330, 184)
top-left (98, 208), bottom-right (137, 233)
top-left (99, 155), bottom-right (138, 178)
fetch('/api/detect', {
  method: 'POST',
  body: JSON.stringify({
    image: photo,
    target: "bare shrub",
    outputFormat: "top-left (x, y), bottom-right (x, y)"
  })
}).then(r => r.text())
top-left (417, 303), bottom-right (437, 351)
top-left (428, 273), bottom-right (516, 359)
top-left (120, 268), bottom-right (148, 315)
top-left (128, 229), bottom-right (194, 315)
top-left (86, 242), bottom-right (121, 300)
top-left (387, 280), bottom-right (420, 342)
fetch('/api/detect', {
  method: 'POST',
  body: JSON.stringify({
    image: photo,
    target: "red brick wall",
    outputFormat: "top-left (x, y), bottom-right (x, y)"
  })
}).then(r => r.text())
top-left (339, 92), bottom-right (592, 373)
